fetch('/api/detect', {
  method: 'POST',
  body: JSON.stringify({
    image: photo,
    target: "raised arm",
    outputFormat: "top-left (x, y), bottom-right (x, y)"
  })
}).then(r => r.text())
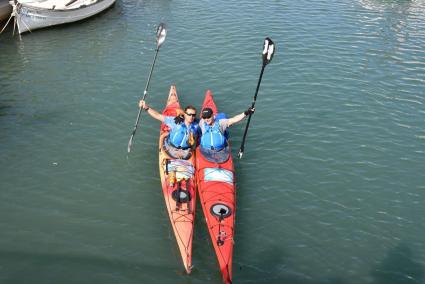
top-left (139, 100), bottom-right (165, 122)
top-left (227, 107), bottom-right (255, 127)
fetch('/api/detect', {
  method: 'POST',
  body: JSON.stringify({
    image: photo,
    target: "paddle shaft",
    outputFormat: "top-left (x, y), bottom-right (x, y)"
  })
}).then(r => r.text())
top-left (128, 48), bottom-right (160, 152)
top-left (238, 63), bottom-right (266, 157)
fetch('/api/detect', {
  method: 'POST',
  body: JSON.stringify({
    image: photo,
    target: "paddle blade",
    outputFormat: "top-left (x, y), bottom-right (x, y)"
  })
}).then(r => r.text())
top-left (237, 149), bottom-right (244, 159)
top-left (156, 23), bottom-right (167, 48)
top-left (262, 37), bottom-right (275, 66)
top-left (127, 132), bottom-right (135, 153)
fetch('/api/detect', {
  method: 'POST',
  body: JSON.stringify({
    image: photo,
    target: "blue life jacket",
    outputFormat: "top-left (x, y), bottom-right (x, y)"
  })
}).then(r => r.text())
top-left (200, 113), bottom-right (229, 150)
top-left (169, 123), bottom-right (196, 149)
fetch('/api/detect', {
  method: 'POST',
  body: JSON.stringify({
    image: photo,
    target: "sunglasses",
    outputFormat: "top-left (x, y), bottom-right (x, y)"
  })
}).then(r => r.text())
top-left (185, 112), bottom-right (196, 117)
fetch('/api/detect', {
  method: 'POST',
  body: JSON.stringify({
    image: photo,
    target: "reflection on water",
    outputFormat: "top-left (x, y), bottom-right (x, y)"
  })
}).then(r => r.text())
top-left (371, 243), bottom-right (424, 284)
top-left (357, 0), bottom-right (418, 11)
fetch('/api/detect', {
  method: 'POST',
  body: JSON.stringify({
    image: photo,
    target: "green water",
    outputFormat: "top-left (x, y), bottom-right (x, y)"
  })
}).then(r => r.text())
top-left (1, 0), bottom-right (424, 283)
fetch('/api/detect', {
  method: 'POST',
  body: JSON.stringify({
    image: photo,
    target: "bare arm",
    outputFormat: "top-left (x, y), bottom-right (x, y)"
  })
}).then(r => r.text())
top-left (227, 112), bottom-right (247, 127)
top-left (226, 107), bottom-right (255, 127)
top-left (139, 100), bottom-right (165, 122)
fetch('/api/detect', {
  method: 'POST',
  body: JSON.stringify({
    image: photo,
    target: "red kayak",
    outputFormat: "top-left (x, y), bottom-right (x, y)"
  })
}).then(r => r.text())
top-left (159, 85), bottom-right (196, 273)
top-left (196, 90), bottom-right (236, 284)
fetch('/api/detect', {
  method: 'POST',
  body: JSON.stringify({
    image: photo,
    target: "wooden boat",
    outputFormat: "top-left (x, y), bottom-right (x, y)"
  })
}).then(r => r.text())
top-left (196, 90), bottom-right (236, 284)
top-left (158, 85), bottom-right (196, 273)
top-left (0, 0), bottom-right (12, 22)
top-left (10, 0), bottom-right (115, 34)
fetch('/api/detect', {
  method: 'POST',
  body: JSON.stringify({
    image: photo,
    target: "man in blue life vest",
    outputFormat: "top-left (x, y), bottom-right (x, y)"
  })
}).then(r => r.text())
top-left (139, 100), bottom-right (198, 157)
top-left (199, 106), bottom-right (254, 152)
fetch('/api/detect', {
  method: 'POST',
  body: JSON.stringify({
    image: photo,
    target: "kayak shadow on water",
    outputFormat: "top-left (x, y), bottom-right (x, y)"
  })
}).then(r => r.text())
top-left (0, 249), bottom-right (175, 283)
top-left (0, 102), bottom-right (11, 118)
top-left (236, 246), bottom-right (346, 284)
top-left (236, 242), bottom-right (424, 284)
top-left (370, 243), bottom-right (424, 284)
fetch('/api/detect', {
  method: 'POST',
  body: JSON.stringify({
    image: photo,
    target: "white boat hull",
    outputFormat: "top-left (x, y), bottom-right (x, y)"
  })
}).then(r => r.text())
top-left (0, 0), bottom-right (12, 21)
top-left (15, 0), bottom-right (115, 34)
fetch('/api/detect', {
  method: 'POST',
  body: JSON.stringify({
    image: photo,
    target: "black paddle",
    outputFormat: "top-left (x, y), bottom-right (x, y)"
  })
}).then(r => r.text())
top-left (127, 23), bottom-right (167, 153)
top-left (238, 37), bottom-right (275, 159)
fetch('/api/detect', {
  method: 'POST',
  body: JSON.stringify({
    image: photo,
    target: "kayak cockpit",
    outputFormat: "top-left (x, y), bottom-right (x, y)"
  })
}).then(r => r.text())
top-left (199, 146), bottom-right (230, 163)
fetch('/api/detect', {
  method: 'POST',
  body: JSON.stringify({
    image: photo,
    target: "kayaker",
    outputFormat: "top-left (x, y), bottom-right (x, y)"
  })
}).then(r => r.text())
top-left (199, 106), bottom-right (254, 152)
top-left (139, 100), bottom-right (198, 157)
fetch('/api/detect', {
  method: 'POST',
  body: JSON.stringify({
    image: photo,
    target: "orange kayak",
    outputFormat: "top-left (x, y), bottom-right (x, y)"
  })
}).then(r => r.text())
top-left (158, 85), bottom-right (196, 273)
top-left (196, 90), bottom-right (236, 284)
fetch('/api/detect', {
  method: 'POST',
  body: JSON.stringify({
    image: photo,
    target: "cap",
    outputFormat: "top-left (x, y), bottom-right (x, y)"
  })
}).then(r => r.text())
top-left (201, 108), bottom-right (213, 119)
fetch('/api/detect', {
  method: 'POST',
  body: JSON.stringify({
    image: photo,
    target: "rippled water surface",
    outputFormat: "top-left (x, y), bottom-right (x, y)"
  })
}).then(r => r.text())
top-left (1, 0), bottom-right (424, 283)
